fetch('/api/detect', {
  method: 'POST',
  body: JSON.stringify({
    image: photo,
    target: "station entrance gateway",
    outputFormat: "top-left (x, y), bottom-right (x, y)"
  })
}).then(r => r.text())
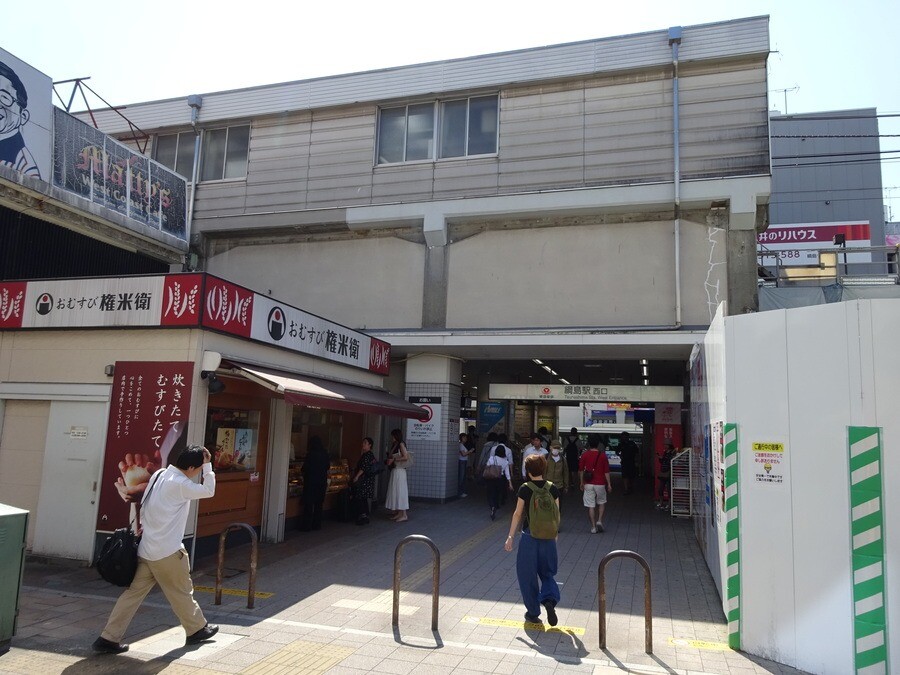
top-left (448, 357), bottom-right (689, 508)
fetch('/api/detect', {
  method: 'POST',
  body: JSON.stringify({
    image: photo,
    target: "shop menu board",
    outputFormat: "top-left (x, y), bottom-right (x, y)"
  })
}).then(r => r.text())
top-left (95, 361), bottom-right (193, 532)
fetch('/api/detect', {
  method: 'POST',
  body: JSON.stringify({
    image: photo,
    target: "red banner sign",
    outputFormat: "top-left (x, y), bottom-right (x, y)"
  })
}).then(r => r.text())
top-left (95, 361), bottom-right (194, 532)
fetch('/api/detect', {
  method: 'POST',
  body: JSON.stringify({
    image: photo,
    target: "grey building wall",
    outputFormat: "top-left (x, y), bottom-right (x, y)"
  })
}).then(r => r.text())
top-left (190, 58), bottom-right (768, 230)
top-left (770, 109), bottom-right (885, 245)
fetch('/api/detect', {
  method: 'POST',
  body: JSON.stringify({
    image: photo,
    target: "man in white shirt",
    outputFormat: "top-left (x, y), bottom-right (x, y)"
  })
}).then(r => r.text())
top-left (93, 445), bottom-right (217, 654)
top-left (522, 433), bottom-right (549, 478)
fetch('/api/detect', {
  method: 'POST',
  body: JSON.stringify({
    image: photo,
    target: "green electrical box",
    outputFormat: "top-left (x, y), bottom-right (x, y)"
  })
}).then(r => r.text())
top-left (0, 504), bottom-right (28, 656)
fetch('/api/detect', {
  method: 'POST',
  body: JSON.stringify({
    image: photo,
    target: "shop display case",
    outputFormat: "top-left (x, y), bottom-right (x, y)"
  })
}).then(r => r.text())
top-left (326, 460), bottom-right (350, 493)
top-left (287, 459), bottom-right (349, 498)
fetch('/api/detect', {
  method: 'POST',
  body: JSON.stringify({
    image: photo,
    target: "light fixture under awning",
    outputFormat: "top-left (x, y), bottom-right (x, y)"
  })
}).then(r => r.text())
top-left (225, 362), bottom-right (428, 421)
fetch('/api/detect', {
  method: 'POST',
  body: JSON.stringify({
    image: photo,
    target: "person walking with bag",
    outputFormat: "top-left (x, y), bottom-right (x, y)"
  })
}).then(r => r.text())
top-left (484, 443), bottom-right (513, 520)
top-left (504, 454), bottom-right (561, 626)
top-left (579, 435), bottom-right (612, 533)
top-left (384, 429), bottom-right (410, 522)
top-left (92, 445), bottom-right (218, 654)
top-left (545, 441), bottom-right (570, 528)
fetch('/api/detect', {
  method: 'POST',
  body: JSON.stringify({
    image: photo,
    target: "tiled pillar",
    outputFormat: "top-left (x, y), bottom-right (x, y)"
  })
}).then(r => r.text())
top-left (404, 355), bottom-right (461, 502)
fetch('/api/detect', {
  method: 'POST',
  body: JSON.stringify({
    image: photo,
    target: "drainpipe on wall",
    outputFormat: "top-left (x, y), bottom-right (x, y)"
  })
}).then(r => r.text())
top-left (669, 26), bottom-right (683, 328)
top-left (186, 95), bottom-right (203, 268)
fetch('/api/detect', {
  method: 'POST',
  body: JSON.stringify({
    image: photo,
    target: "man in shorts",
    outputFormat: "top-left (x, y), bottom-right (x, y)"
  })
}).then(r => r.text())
top-left (579, 435), bottom-right (612, 533)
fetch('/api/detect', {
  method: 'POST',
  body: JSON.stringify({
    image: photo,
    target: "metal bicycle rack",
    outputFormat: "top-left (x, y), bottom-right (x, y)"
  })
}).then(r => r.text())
top-left (392, 535), bottom-right (440, 631)
top-left (215, 522), bottom-right (258, 609)
top-left (598, 549), bottom-right (652, 653)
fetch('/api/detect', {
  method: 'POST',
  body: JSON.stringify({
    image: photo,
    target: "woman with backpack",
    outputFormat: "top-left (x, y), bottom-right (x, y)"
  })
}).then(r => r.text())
top-left (504, 454), bottom-right (561, 627)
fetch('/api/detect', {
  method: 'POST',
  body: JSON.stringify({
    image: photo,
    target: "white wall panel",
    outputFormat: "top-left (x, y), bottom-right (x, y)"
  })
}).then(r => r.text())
top-left (870, 301), bottom-right (900, 669)
top-left (784, 304), bottom-right (854, 674)
top-left (727, 310), bottom-right (797, 664)
top-left (722, 300), bottom-right (900, 673)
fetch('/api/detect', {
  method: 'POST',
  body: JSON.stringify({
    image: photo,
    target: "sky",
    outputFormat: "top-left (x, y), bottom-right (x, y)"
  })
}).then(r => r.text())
top-left (5, 0), bottom-right (899, 218)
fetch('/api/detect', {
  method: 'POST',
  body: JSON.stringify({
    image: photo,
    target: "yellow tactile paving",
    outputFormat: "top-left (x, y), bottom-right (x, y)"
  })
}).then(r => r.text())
top-left (240, 640), bottom-right (355, 675)
top-left (669, 637), bottom-right (732, 651)
top-left (462, 614), bottom-right (585, 635)
top-left (193, 585), bottom-right (275, 599)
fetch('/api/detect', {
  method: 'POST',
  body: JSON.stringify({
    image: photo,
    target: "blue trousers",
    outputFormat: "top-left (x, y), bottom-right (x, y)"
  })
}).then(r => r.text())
top-left (515, 531), bottom-right (560, 617)
top-left (458, 461), bottom-right (467, 495)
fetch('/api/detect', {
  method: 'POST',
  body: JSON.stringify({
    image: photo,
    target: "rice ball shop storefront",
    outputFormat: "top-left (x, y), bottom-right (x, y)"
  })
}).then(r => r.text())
top-left (0, 273), bottom-right (426, 562)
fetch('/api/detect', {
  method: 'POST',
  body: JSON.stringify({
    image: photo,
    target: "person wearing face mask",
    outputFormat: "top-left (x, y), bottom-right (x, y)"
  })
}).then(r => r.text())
top-left (545, 440), bottom-right (569, 531)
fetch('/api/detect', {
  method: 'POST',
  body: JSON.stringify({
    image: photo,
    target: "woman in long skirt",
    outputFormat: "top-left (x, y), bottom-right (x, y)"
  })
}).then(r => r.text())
top-left (384, 429), bottom-right (410, 522)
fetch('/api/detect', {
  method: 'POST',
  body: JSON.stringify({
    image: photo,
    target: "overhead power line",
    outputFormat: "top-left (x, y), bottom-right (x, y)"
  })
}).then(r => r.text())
top-left (771, 149), bottom-right (900, 161)
top-left (770, 113), bottom-right (900, 120)
top-left (772, 134), bottom-right (900, 139)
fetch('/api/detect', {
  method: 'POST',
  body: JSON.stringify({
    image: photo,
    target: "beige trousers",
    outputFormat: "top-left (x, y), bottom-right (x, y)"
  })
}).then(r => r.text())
top-left (101, 547), bottom-right (207, 642)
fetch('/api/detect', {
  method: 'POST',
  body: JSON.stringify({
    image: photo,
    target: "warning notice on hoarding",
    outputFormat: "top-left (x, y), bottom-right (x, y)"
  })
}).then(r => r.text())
top-left (408, 397), bottom-right (441, 441)
top-left (751, 441), bottom-right (785, 485)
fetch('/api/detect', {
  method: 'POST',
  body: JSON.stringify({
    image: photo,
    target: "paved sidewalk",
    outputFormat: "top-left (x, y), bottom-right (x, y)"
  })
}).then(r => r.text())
top-left (2, 484), bottom-right (805, 674)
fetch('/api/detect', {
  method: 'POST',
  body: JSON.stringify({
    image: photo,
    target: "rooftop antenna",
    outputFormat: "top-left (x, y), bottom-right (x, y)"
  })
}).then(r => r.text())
top-left (770, 86), bottom-right (800, 115)
top-left (52, 77), bottom-right (150, 154)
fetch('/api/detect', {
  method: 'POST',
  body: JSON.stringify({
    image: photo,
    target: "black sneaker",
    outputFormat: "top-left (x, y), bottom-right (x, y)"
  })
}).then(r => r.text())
top-left (185, 623), bottom-right (219, 645)
top-left (542, 600), bottom-right (559, 627)
top-left (92, 636), bottom-right (128, 654)
top-left (524, 612), bottom-right (543, 625)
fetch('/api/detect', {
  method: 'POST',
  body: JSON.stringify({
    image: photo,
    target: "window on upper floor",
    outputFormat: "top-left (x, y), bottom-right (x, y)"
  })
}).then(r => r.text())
top-left (153, 131), bottom-right (196, 178)
top-left (153, 124), bottom-right (251, 182)
top-left (376, 95), bottom-right (498, 164)
top-left (201, 124), bottom-right (251, 181)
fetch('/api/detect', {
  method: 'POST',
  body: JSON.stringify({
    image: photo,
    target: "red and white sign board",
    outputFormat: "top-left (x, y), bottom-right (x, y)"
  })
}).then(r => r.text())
top-left (407, 396), bottom-right (442, 441)
top-left (0, 273), bottom-right (391, 374)
top-left (757, 221), bottom-right (871, 266)
top-left (0, 274), bottom-right (202, 329)
top-left (201, 275), bottom-right (391, 374)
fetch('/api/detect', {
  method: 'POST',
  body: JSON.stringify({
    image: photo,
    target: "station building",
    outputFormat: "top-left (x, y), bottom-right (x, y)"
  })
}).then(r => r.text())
top-left (3, 17), bottom-right (899, 672)
top-left (81, 15), bottom-right (773, 501)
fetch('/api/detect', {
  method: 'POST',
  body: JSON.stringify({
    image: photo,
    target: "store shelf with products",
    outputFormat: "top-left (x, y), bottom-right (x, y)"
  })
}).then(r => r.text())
top-left (286, 459), bottom-right (350, 521)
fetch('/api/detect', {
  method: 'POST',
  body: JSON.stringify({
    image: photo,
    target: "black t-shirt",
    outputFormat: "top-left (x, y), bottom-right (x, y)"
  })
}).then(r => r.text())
top-left (517, 480), bottom-right (561, 532)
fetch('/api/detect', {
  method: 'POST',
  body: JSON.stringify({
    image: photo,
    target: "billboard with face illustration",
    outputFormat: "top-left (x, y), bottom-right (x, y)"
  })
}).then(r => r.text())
top-left (0, 47), bottom-right (51, 180)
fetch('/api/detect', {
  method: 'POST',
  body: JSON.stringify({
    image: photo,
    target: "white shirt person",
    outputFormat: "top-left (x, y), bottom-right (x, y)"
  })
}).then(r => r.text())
top-left (94, 445), bottom-right (219, 654)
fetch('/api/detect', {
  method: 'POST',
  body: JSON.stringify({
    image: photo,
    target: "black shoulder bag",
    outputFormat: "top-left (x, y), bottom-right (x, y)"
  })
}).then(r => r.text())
top-left (95, 469), bottom-right (163, 587)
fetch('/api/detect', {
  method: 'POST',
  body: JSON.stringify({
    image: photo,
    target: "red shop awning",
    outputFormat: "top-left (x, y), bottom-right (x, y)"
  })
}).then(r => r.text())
top-left (225, 362), bottom-right (428, 421)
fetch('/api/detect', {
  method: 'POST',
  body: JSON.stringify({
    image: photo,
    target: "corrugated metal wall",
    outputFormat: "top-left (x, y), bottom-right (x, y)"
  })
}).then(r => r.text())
top-left (0, 207), bottom-right (170, 280)
top-left (189, 57), bottom-right (769, 225)
top-left (82, 16), bottom-right (769, 134)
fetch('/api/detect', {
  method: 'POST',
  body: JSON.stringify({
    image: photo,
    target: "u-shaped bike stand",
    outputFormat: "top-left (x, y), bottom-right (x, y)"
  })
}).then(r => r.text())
top-left (392, 534), bottom-right (440, 631)
top-left (598, 549), bottom-right (652, 653)
top-left (215, 522), bottom-right (258, 609)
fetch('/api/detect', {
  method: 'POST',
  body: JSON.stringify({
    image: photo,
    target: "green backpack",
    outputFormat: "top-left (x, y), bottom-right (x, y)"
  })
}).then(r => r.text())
top-left (526, 481), bottom-right (560, 539)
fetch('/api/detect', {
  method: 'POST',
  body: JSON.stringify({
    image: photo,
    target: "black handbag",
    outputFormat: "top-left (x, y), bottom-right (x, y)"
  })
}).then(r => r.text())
top-left (583, 452), bottom-right (600, 482)
top-left (95, 469), bottom-right (162, 586)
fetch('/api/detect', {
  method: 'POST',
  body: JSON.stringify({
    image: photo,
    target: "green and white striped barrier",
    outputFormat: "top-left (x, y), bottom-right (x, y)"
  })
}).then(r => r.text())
top-left (723, 422), bottom-right (740, 650)
top-left (848, 426), bottom-right (889, 674)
